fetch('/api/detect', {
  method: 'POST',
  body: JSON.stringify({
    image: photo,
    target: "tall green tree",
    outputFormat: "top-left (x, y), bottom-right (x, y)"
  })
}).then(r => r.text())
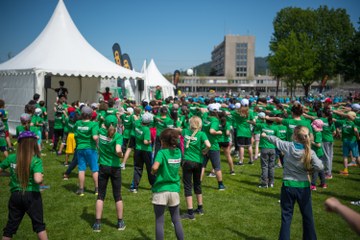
top-left (269, 6), bottom-right (355, 95)
top-left (269, 31), bottom-right (318, 97)
top-left (340, 18), bottom-right (360, 82)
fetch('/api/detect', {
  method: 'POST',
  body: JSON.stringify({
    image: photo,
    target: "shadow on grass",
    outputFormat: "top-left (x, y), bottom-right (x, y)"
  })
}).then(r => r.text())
top-left (62, 183), bottom-right (95, 194)
top-left (80, 207), bottom-right (117, 228)
top-left (227, 177), bottom-right (257, 188)
top-left (225, 227), bottom-right (267, 240)
top-left (315, 190), bottom-right (357, 202)
top-left (0, 171), bottom-right (10, 177)
top-left (130, 228), bottom-right (152, 240)
top-left (247, 173), bottom-right (282, 181)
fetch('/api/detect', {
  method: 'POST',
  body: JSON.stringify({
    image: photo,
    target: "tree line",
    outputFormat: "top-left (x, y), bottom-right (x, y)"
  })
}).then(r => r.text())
top-left (268, 6), bottom-right (359, 97)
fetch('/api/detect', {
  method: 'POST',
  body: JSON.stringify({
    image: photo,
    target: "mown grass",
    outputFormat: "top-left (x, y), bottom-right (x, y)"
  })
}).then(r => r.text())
top-left (0, 140), bottom-right (359, 239)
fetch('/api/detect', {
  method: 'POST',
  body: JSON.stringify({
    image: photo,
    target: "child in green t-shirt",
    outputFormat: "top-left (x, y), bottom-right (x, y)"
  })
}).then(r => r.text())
top-left (151, 128), bottom-right (184, 240)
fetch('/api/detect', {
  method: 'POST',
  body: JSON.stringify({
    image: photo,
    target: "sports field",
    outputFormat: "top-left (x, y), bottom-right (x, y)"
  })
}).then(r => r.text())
top-left (0, 140), bottom-right (359, 239)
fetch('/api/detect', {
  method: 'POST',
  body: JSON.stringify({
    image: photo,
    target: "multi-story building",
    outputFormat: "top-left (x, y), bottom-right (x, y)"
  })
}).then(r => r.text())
top-left (178, 34), bottom-right (322, 97)
top-left (211, 35), bottom-right (255, 79)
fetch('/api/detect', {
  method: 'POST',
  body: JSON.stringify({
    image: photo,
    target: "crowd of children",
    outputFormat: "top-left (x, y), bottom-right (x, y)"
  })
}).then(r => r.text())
top-left (1, 88), bottom-right (360, 239)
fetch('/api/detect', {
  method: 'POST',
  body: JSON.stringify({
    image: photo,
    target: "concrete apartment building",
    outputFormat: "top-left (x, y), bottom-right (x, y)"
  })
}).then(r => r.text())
top-left (211, 35), bottom-right (255, 79)
top-left (178, 35), bottom-right (278, 96)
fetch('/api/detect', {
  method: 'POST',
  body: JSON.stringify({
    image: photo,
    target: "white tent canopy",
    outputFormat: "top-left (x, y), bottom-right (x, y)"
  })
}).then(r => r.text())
top-left (143, 59), bottom-right (175, 100)
top-left (0, 0), bottom-right (142, 79)
top-left (0, 0), bottom-right (143, 134)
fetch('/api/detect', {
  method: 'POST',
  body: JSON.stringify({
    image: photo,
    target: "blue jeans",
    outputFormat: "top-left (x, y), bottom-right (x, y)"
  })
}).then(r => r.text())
top-left (279, 185), bottom-right (317, 240)
top-left (65, 150), bottom-right (78, 175)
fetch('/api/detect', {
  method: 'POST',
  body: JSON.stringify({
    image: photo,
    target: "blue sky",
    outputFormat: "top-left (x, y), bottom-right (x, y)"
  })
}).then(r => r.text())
top-left (0, 0), bottom-right (359, 74)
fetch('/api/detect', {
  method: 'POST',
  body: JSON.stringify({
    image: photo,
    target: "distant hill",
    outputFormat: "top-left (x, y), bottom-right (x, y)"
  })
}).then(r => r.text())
top-left (185, 57), bottom-right (268, 76)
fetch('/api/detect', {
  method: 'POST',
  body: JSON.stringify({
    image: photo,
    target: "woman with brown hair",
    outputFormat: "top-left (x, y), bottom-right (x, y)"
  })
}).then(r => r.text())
top-left (0, 131), bottom-right (48, 240)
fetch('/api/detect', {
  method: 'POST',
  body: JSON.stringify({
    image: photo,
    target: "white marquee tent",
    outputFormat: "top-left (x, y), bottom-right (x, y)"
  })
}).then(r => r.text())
top-left (0, 0), bottom-right (143, 133)
top-left (143, 59), bottom-right (175, 101)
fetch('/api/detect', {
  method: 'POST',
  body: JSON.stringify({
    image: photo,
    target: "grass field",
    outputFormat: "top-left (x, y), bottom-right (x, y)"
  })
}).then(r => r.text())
top-left (0, 140), bottom-right (359, 240)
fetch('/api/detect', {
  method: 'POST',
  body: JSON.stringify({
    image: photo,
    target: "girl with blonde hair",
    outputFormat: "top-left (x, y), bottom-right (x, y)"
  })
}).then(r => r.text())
top-left (181, 116), bottom-right (210, 219)
top-left (262, 125), bottom-right (323, 240)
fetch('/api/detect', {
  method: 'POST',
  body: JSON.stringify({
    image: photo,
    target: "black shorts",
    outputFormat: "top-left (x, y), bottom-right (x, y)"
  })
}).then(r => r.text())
top-left (128, 136), bottom-right (136, 149)
top-left (3, 191), bottom-right (46, 238)
top-left (237, 137), bottom-right (251, 147)
top-left (98, 165), bottom-right (122, 202)
top-left (218, 142), bottom-right (230, 148)
top-left (203, 150), bottom-right (221, 171)
top-left (0, 145), bottom-right (8, 152)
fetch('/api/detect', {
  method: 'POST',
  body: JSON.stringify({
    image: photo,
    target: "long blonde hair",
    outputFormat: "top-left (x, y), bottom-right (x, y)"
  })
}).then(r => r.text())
top-left (186, 116), bottom-right (202, 148)
top-left (16, 138), bottom-right (40, 190)
top-left (293, 126), bottom-right (312, 171)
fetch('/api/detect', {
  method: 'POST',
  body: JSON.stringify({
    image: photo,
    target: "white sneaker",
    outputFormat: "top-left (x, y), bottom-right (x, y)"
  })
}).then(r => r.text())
top-left (121, 163), bottom-right (125, 170)
top-left (208, 172), bottom-right (216, 178)
top-left (350, 200), bottom-right (360, 206)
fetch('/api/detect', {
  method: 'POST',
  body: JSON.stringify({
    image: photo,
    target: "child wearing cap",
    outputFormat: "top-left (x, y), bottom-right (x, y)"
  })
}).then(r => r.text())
top-left (74, 106), bottom-right (99, 196)
top-left (151, 128), bottom-right (184, 239)
top-left (251, 114), bottom-right (279, 188)
top-left (310, 119), bottom-right (327, 190)
top-left (122, 107), bottom-right (141, 170)
top-left (0, 131), bottom-right (48, 239)
top-left (130, 112), bottom-right (156, 193)
top-left (92, 115), bottom-right (125, 232)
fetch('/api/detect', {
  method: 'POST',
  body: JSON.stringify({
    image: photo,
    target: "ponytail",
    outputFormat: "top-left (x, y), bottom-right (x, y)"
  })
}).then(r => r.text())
top-left (294, 126), bottom-right (312, 171)
top-left (107, 124), bottom-right (116, 138)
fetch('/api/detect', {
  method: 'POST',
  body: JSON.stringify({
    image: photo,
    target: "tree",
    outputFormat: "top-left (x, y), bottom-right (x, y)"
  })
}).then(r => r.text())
top-left (269, 6), bottom-right (355, 95)
top-left (269, 31), bottom-right (318, 97)
top-left (340, 18), bottom-right (360, 82)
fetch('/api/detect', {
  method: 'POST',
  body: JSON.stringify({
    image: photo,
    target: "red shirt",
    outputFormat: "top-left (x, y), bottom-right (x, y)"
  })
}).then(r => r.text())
top-left (102, 92), bottom-right (112, 101)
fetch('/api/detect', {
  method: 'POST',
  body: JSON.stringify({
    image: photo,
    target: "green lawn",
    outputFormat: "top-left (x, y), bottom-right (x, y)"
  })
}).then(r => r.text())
top-left (0, 140), bottom-right (359, 239)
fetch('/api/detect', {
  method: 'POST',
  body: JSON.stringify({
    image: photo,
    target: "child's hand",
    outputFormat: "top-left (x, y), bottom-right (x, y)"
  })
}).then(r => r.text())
top-left (261, 132), bottom-right (267, 138)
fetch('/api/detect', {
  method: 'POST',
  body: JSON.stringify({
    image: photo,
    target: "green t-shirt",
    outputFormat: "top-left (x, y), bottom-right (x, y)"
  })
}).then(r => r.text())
top-left (154, 116), bottom-right (174, 136)
top-left (121, 114), bottom-right (133, 139)
top-left (1, 110), bottom-right (9, 131)
top-left (152, 148), bottom-right (181, 193)
top-left (312, 130), bottom-right (324, 157)
top-left (15, 125), bottom-right (38, 138)
top-left (258, 123), bottom-right (278, 149)
top-left (0, 154), bottom-right (43, 192)
top-left (231, 111), bottom-right (253, 138)
top-left (31, 115), bottom-right (43, 132)
top-left (106, 108), bottom-right (118, 117)
top-left (54, 114), bottom-right (65, 130)
top-left (135, 124), bottom-right (152, 152)
top-left (218, 121), bottom-right (232, 143)
top-left (321, 117), bottom-right (335, 142)
top-left (40, 106), bottom-right (48, 121)
top-left (182, 129), bottom-right (208, 163)
top-left (202, 115), bottom-right (220, 151)
top-left (155, 89), bottom-right (162, 100)
top-left (98, 128), bottom-right (123, 167)
top-left (337, 119), bottom-right (357, 142)
top-left (64, 118), bottom-right (76, 133)
top-left (281, 118), bottom-right (313, 141)
top-left (74, 120), bottom-right (99, 150)
top-left (276, 124), bottom-right (288, 141)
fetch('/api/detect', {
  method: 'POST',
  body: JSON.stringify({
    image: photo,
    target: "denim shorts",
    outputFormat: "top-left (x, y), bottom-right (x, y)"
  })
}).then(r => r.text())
top-left (342, 141), bottom-right (359, 158)
top-left (77, 149), bottom-right (99, 172)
